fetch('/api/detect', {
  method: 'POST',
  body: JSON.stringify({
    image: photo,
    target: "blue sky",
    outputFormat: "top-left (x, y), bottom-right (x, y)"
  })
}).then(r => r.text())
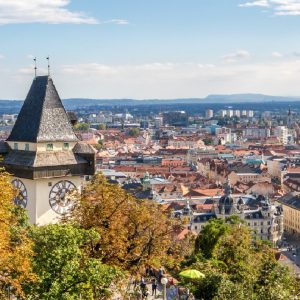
top-left (1, 0), bottom-right (300, 99)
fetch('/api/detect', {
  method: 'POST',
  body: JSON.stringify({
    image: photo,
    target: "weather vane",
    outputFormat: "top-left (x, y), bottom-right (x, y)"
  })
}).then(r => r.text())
top-left (33, 57), bottom-right (37, 78)
top-left (46, 56), bottom-right (50, 76)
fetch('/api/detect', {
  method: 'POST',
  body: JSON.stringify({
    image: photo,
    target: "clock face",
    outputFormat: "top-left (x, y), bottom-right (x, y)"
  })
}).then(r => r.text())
top-left (49, 180), bottom-right (76, 215)
top-left (12, 179), bottom-right (28, 208)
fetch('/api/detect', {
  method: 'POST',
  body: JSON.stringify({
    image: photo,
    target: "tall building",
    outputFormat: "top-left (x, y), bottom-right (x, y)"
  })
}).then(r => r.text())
top-left (242, 128), bottom-right (271, 139)
top-left (227, 109), bottom-right (233, 118)
top-left (234, 110), bottom-right (241, 118)
top-left (154, 116), bottom-right (163, 128)
top-left (220, 110), bottom-right (227, 118)
top-left (247, 110), bottom-right (254, 118)
top-left (0, 76), bottom-right (96, 225)
top-left (205, 109), bottom-right (214, 119)
top-left (274, 126), bottom-right (290, 145)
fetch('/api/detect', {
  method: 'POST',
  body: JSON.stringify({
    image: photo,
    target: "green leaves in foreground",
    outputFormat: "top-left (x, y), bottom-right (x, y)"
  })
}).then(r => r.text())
top-left (183, 217), bottom-right (299, 300)
top-left (24, 224), bottom-right (123, 300)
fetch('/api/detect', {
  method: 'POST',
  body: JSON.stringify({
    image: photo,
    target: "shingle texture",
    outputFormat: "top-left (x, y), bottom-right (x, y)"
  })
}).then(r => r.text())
top-left (3, 150), bottom-right (87, 167)
top-left (278, 192), bottom-right (300, 210)
top-left (7, 76), bottom-right (78, 143)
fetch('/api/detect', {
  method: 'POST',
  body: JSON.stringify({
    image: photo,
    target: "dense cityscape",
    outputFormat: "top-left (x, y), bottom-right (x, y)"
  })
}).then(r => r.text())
top-left (3, 0), bottom-right (300, 299)
top-left (1, 76), bottom-right (300, 298)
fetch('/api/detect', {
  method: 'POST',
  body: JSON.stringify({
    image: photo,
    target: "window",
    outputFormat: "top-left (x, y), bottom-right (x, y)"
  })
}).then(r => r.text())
top-left (63, 143), bottom-right (69, 150)
top-left (47, 143), bottom-right (53, 151)
top-left (14, 143), bottom-right (18, 150)
top-left (25, 143), bottom-right (29, 151)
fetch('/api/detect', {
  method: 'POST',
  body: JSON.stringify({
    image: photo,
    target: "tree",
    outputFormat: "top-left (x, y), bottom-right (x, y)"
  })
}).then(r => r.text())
top-left (182, 218), bottom-right (299, 300)
top-left (254, 249), bottom-right (299, 300)
top-left (0, 171), bottom-right (34, 299)
top-left (24, 224), bottom-right (122, 300)
top-left (195, 218), bottom-right (230, 259)
top-left (68, 175), bottom-right (175, 273)
top-left (74, 122), bottom-right (90, 131)
top-left (98, 124), bottom-right (106, 130)
top-left (203, 138), bottom-right (213, 146)
top-left (128, 128), bottom-right (140, 137)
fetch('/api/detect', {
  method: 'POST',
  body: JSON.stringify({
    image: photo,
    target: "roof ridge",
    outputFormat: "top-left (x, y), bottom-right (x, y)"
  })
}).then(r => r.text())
top-left (35, 76), bottom-right (49, 144)
top-left (8, 76), bottom-right (78, 143)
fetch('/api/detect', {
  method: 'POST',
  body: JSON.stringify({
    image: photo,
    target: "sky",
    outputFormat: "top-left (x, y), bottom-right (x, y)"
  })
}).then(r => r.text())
top-left (1, 0), bottom-right (300, 99)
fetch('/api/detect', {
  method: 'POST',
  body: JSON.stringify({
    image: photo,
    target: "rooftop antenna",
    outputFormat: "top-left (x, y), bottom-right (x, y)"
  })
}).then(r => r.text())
top-left (33, 57), bottom-right (37, 78)
top-left (46, 56), bottom-right (50, 76)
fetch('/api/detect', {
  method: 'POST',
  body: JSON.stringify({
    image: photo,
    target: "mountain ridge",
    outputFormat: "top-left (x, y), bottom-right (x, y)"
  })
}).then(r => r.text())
top-left (0, 94), bottom-right (299, 109)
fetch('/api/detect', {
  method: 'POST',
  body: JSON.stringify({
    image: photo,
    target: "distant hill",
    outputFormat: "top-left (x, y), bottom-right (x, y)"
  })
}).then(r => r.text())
top-left (204, 94), bottom-right (299, 103)
top-left (0, 94), bottom-right (300, 113)
top-left (62, 94), bottom-right (300, 109)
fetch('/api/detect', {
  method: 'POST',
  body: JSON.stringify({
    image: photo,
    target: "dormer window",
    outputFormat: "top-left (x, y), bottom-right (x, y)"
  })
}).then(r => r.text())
top-left (14, 143), bottom-right (18, 150)
top-left (25, 143), bottom-right (29, 151)
top-left (63, 143), bottom-right (69, 150)
top-left (47, 143), bottom-right (53, 151)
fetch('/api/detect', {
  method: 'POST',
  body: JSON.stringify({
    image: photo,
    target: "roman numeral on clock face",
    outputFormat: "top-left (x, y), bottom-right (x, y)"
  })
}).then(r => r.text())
top-left (49, 180), bottom-right (76, 215)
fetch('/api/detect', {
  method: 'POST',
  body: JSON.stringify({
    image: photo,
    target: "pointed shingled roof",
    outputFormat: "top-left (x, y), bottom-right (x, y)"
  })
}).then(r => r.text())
top-left (7, 76), bottom-right (78, 143)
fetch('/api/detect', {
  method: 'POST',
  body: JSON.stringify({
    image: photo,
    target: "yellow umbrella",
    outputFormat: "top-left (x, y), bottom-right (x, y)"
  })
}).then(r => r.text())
top-left (179, 269), bottom-right (205, 280)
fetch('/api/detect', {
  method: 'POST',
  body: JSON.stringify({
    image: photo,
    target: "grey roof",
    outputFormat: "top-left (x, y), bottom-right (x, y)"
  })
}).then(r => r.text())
top-left (0, 141), bottom-right (9, 154)
top-left (7, 76), bottom-right (78, 143)
top-left (278, 192), bottom-right (300, 210)
top-left (73, 143), bottom-right (96, 154)
top-left (244, 210), bottom-right (264, 219)
top-left (3, 150), bottom-right (87, 167)
top-left (193, 213), bottom-right (216, 223)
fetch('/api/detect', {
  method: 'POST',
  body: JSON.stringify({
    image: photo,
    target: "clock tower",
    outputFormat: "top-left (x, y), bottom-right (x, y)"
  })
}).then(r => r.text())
top-left (0, 76), bottom-right (95, 225)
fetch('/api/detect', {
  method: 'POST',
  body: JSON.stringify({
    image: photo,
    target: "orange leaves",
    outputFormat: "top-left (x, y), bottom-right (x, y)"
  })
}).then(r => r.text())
top-left (70, 174), bottom-right (174, 274)
top-left (0, 172), bottom-right (34, 298)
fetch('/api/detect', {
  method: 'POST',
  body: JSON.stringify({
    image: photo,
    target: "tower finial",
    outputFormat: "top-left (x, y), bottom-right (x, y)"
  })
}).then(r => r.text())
top-left (33, 57), bottom-right (37, 78)
top-left (46, 56), bottom-right (50, 76)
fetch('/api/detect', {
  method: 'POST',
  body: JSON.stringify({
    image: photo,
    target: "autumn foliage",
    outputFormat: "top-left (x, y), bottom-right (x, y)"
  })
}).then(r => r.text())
top-left (0, 172), bottom-right (34, 299)
top-left (69, 174), bottom-right (176, 273)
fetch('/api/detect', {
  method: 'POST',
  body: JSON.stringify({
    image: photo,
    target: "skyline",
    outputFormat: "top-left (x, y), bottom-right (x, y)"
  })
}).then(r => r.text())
top-left (1, 0), bottom-right (300, 99)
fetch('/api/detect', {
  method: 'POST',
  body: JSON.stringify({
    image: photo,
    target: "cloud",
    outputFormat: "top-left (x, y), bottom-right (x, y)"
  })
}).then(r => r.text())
top-left (33, 59), bottom-right (299, 99)
top-left (240, 0), bottom-right (300, 16)
top-left (222, 50), bottom-right (251, 63)
top-left (0, 0), bottom-right (98, 25)
top-left (0, 54), bottom-right (4, 59)
top-left (61, 63), bottom-right (119, 75)
top-left (272, 51), bottom-right (283, 57)
top-left (239, 1), bottom-right (270, 7)
top-left (102, 19), bottom-right (129, 25)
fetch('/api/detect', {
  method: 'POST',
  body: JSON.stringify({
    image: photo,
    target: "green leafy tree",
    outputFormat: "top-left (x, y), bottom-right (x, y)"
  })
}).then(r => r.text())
top-left (24, 224), bottom-right (122, 300)
top-left (182, 218), bottom-right (298, 300)
top-left (74, 122), bottom-right (90, 131)
top-left (195, 218), bottom-right (230, 259)
top-left (128, 128), bottom-right (140, 137)
top-left (203, 138), bottom-right (213, 146)
top-left (98, 124), bottom-right (106, 130)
